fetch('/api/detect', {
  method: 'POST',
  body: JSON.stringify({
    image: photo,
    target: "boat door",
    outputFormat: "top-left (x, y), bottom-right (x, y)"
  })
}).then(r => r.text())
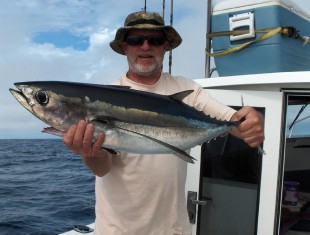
top-left (185, 86), bottom-right (283, 235)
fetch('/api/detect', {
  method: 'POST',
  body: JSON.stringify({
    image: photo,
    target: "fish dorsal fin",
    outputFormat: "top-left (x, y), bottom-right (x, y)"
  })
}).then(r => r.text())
top-left (169, 90), bottom-right (194, 102)
top-left (108, 85), bottom-right (131, 89)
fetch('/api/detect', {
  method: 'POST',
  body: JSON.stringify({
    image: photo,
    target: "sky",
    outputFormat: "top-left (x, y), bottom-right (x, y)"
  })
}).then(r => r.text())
top-left (1, 0), bottom-right (310, 139)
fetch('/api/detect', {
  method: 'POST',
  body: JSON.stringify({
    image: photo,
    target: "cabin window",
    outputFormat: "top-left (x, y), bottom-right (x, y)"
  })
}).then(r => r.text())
top-left (280, 92), bottom-right (310, 234)
top-left (197, 106), bottom-right (264, 235)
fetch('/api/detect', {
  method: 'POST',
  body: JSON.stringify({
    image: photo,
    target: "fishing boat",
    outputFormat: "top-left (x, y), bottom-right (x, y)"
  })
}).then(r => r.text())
top-left (61, 0), bottom-right (310, 234)
top-left (60, 71), bottom-right (310, 235)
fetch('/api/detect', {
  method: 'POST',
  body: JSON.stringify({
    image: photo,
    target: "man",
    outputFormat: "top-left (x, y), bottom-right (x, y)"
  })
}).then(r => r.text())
top-left (63, 11), bottom-right (264, 235)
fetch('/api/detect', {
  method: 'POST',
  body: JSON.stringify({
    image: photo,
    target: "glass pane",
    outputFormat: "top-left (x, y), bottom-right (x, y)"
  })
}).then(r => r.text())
top-left (197, 107), bottom-right (264, 235)
top-left (280, 94), bottom-right (310, 234)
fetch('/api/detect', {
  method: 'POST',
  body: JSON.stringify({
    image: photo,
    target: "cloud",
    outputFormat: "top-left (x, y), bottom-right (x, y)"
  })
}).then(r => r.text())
top-left (1, 0), bottom-right (310, 138)
top-left (0, 1), bottom-right (174, 138)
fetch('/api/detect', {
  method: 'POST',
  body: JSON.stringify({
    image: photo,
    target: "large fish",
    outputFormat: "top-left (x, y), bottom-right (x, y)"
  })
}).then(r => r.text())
top-left (9, 81), bottom-right (239, 163)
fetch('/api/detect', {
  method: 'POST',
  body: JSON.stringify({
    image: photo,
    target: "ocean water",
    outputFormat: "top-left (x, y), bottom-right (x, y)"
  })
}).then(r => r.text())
top-left (0, 139), bottom-right (96, 235)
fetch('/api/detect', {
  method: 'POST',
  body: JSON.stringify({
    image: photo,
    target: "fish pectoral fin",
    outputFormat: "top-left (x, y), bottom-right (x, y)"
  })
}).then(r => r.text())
top-left (91, 116), bottom-right (116, 125)
top-left (142, 136), bottom-right (196, 163)
top-left (134, 132), bottom-right (196, 163)
top-left (171, 149), bottom-right (196, 164)
top-left (91, 120), bottom-right (196, 163)
top-left (169, 90), bottom-right (194, 102)
top-left (101, 147), bottom-right (119, 155)
top-left (115, 125), bottom-right (196, 163)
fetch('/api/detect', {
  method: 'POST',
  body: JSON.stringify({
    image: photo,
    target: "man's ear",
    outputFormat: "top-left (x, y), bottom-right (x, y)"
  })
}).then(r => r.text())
top-left (121, 42), bottom-right (127, 53)
top-left (164, 41), bottom-right (170, 51)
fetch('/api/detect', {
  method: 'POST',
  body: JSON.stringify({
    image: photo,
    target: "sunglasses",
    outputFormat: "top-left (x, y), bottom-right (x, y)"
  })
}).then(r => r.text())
top-left (125, 35), bottom-right (166, 46)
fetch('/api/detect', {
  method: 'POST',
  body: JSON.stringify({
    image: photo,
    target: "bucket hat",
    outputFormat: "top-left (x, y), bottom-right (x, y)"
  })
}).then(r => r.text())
top-left (110, 11), bottom-right (182, 55)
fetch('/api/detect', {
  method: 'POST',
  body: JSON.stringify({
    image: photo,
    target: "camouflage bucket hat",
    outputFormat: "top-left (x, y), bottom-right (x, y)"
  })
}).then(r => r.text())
top-left (110, 11), bottom-right (182, 55)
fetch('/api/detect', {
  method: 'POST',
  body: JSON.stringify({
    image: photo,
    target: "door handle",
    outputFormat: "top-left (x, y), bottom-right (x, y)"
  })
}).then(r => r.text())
top-left (190, 198), bottom-right (211, 206)
top-left (187, 191), bottom-right (212, 224)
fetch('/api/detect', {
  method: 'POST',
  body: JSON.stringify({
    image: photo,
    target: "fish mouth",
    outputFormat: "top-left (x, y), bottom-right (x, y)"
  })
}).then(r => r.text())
top-left (42, 127), bottom-right (64, 137)
top-left (9, 85), bottom-right (32, 113)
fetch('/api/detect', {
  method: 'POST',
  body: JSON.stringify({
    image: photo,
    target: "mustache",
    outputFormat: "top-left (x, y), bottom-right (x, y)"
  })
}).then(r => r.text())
top-left (136, 50), bottom-right (155, 57)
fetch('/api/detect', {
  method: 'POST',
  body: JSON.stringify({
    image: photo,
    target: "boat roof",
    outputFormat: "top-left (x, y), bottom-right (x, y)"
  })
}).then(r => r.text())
top-left (212, 0), bottom-right (310, 20)
top-left (195, 71), bottom-right (310, 91)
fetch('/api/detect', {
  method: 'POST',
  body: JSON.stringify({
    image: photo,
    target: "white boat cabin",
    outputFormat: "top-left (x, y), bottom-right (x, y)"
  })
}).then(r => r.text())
top-left (186, 71), bottom-right (310, 235)
top-left (61, 71), bottom-right (310, 235)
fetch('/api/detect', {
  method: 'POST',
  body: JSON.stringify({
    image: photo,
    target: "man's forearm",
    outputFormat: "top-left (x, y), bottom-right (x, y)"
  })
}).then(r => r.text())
top-left (82, 153), bottom-right (113, 177)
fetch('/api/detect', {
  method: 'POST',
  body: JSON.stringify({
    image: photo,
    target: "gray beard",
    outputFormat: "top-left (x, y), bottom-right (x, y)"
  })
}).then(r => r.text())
top-left (127, 55), bottom-right (163, 76)
top-left (129, 62), bottom-right (158, 76)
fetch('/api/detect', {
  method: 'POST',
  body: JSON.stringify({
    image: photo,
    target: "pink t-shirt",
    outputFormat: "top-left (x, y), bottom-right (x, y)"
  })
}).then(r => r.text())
top-left (94, 73), bottom-right (235, 235)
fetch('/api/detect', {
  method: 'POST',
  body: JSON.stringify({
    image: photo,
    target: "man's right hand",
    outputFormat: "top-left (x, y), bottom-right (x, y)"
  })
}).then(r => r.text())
top-left (63, 120), bottom-right (113, 177)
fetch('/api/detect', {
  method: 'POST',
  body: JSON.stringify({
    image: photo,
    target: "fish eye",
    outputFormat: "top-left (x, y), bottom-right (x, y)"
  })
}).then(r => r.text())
top-left (35, 90), bottom-right (49, 105)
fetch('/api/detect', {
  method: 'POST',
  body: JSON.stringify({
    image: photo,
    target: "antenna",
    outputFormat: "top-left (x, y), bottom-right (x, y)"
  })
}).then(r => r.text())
top-left (144, 0), bottom-right (147, 11)
top-left (205, 0), bottom-right (212, 78)
top-left (162, 0), bottom-right (165, 20)
top-left (168, 0), bottom-right (173, 74)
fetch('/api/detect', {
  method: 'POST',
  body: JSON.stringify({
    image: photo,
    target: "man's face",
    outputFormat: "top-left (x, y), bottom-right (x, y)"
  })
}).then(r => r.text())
top-left (121, 29), bottom-right (169, 76)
